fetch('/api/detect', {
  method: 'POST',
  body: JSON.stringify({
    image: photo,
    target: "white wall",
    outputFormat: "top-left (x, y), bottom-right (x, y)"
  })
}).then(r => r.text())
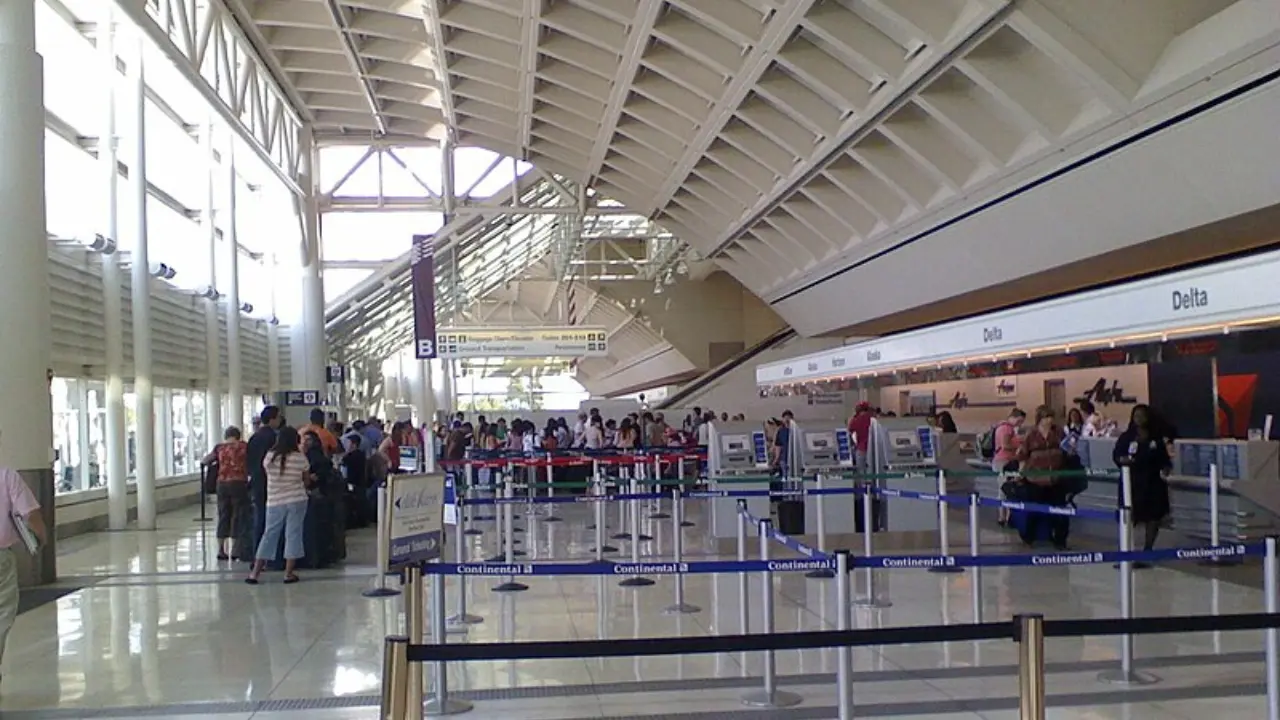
top-left (879, 365), bottom-right (1149, 433)
top-left (773, 56), bottom-right (1280, 336)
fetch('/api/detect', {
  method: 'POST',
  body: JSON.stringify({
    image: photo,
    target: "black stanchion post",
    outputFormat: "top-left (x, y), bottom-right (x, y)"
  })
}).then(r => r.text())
top-left (742, 518), bottom-right (802, 709)
top-left (195, 464), bottom-right (211, 522)
top-left (1016, 614), bottom-right (1046, 720)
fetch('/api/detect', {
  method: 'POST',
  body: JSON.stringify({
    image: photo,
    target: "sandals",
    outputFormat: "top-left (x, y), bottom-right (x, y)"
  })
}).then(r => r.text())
top-left (244, 576), bottom-right (260, 585)
top-left (284, 574), bottom-right (301, 584)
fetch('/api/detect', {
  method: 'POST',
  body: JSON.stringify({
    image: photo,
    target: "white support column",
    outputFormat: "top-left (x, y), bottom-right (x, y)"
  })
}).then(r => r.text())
top-left (203, 118), bottom-right (222, 443)
top-left (225, 143), bottom-right (242, 428)
top-left (128, 31), bottom-right (156, 530)
top-left (0, 0), bottom-right (55, 583)
top-left (416, 359), bottom-right (435, 427)
top-left (100, 1), bottom-right (128, 530)
top-left (298, 128), bottom-right (326, 391)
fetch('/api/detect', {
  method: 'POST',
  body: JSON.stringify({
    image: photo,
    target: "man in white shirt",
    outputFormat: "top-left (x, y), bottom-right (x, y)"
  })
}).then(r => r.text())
top-left (0, 466), bottom-right (46, 672)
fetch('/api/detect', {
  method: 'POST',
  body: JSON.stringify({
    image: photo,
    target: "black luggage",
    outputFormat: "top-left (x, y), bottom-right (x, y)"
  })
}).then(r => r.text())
top-left (776, 499), bottom-right (805, 535)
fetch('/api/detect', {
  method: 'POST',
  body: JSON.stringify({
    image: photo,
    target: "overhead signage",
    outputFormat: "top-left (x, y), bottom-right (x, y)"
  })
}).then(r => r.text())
top-left (411, 234), bottom-right (438, 360)
top-left (387, 472), bottom-right (445, 567)
top-left (757, 248), bottom-right (1280, 385)
top-left (435, 326), bottom-right (609, 358)
top-left (282, 390), bottom-right (320, 407)
top-left (325, 365), bottom-right (346, 384)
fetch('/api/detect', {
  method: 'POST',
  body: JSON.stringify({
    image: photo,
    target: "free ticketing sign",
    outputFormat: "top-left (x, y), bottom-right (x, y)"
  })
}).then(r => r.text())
top-left (387, 472), bottom-right (446, 567)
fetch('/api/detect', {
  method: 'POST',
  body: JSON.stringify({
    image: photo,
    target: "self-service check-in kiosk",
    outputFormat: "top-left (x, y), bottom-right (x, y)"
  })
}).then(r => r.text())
top-left (798, 426), bottom-right (856, 544)
top-left (708, 422), bottom-right (772, 540)
top-left (869, 417), bottom-right (941, 533)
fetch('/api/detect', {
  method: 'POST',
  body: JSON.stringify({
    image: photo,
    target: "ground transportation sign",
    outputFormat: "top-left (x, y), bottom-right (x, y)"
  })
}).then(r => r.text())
top-left (435, 326), bottom-right (609, 357)
top-left (387, 472), bottom-right (446, 567)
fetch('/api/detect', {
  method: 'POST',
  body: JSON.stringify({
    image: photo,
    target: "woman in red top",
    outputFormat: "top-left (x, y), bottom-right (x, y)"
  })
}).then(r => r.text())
top-left (201, 426), bottom-right (250, 560)
top-left (1014, 406), bottom-right (1069, 550)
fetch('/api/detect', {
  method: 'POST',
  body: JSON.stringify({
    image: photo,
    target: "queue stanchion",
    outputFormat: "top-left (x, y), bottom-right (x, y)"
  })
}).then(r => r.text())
top-left (404, 565), bottom-right (425, 720)
top-left (855, 485), bottom-right (890, 608)
top-left (618, 469), bottom-right (656, 588)
top-left (969, 492), bottom-right (983, 624)
top-left (1202, 464), bottom-right (1240, 566)
top-left (806, 473), bottom-right (835, 579)
top-left (650, 455), bottom-right (671, 520)
top-left (611, 462), bottom-right (631, 541)
top-left (469, 461), bottom-right (494, 523)
top-left (834, 550), bottom-right (853, 720)
top-left (1016, 614), bottom-right (1046, 720)
top-left (381, 634), bottom-right (410, 720)
top-left (364, 486), bottom-right (401, 598)
top-left (592, 473), bottom-right (617, 558)
top-left (742, 518), bottom-right (802, 709)
top-left (425, 565), bottom-right (473, 717)
top-left (631, 467), bottom-right (653, 542)
top-left (1266, 536), bottom-right (1279, 720)
top-left (447, 509), bottom-right (482, 627)
top-left (663, 488), bottom-right (699, 614)
top-left (543, 454), bottom-right (563, 523)
top-left (1097, 504), bottom-right (1157, 685)
top-left (737, 499), bottom-right (751, 634)
top-left (491, 482), bottom-right (528, 594)
top-left (508, 462), bottom-right (525, 533)
top-left (929, 469), bottom-right (963, 574)
top-left (679, 456), bottom-right (695, 527)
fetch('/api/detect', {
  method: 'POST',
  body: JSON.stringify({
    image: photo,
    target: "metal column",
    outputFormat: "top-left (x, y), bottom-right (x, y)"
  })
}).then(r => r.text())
top-left (99, 1), bottom-right (128, 530)
top-left (224, 143), bottom-right (242, 429)
top-left (127, 29), bottom-right (156, 530)
top-left (0, 0), bottom-right (57, 583)
top-left (202, 117), bottom-right (222, 444)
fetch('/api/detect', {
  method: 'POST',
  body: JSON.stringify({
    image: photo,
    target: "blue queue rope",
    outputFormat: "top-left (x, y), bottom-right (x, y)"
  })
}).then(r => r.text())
top-left (420, 542), bottom-right (1261, 576)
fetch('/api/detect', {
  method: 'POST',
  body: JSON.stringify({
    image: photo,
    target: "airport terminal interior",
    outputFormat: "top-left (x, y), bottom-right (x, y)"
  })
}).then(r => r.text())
top-left (2, 0), bottom-right (1280, 718)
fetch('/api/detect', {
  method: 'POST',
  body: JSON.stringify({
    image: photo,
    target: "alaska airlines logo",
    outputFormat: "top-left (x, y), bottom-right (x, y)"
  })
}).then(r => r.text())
top-left (948, 392), bottom-right (969, 409)
top-left (995, 379), bottom-right (1016, 396)
top-left (1076, 379), bottom-right (1137, 406)
top-left (1172, 287), bottom-right (1208, 311)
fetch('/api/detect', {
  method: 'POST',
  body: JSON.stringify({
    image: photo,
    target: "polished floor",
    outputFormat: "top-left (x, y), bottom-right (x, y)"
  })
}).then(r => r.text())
top-left (2, 496), bottom-right (1273, 719)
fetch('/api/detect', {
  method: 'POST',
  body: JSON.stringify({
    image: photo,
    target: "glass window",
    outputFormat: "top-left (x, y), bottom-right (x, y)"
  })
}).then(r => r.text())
top-left (86, 382), bottom-right (107, 489)
top-left (190, 391), bottom-right (208, 459)
top-left (125, 391), bottom-right (138, 480)
top-left (320, 212), bottom-right (443, 263)
top-left (51, 378), bottom-right (82, 494)
top-left (144, 99), bottom-right (202, 209)
top-left (44, 130), bottom-right (100, 241)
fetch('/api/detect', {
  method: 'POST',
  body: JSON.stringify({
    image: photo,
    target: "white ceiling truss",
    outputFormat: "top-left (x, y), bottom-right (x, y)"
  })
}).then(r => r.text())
top-left (108, 0), bottom-right (307, 195)
top-left (228, 0), bottom-right (1276, 306)
top-left (322, 155), bottom-right (691, 378)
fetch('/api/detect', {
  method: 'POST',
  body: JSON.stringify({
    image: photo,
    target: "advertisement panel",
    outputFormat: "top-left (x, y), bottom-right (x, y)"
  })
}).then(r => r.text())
top-left (411, 234), bottom-right (437, 359)
top-left (387, 472), bottom-right (445, 567)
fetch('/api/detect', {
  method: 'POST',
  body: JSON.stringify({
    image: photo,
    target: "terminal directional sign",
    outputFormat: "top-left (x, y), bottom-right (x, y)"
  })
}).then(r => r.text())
top-left (435, 326), bottom-right (609, 358)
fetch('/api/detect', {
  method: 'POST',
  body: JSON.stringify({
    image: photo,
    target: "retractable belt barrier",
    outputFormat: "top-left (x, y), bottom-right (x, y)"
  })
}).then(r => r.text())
top-left (383, 539), bottom-right (1280, 720)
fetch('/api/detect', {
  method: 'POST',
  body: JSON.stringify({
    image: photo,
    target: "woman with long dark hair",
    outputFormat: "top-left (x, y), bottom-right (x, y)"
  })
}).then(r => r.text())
top-left (1113, 404), bottom-right (1173, 563)
top-left (246, 427), bottom-right (311, 584)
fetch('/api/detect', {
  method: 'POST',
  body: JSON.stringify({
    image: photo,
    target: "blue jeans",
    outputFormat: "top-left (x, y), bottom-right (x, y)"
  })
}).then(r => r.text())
top-left (256, 500), bottom-right (307, 561)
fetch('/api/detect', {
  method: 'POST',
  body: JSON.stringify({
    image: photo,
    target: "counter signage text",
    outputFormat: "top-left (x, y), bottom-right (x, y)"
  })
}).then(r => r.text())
top-left (983, 326), bottom-right (1003, 343)
top-left (1171, 287), bottom-right (1209, 312)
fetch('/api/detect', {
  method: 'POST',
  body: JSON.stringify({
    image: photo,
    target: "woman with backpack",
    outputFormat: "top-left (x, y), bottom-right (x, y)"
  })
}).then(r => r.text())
top-left (988, 408), bottom-right (1026, 527)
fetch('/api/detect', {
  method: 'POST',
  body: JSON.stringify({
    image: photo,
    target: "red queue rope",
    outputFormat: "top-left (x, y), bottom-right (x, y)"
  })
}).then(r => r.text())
top-left (438, 452), bottom-right (704, 470)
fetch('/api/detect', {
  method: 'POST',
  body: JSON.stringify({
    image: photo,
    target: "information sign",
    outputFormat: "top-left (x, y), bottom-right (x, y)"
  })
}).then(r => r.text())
top-left (387, 472), bottom-right (445, 567)
top-left (435, 326), bottom-right (609, 358)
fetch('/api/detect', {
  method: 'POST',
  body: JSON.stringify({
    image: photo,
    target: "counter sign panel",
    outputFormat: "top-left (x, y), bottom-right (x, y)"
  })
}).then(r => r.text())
top-left (387, 473), bottom-right (446, 567)
top-left (436, 326), bottom-right (610, 358)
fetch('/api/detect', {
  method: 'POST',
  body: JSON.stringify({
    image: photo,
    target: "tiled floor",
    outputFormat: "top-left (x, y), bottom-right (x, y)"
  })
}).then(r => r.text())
top-left (1, 499), bottom-right (1273, 719)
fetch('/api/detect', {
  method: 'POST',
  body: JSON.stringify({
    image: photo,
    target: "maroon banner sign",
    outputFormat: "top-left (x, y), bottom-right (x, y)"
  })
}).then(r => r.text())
top-left (411, 234), bottom-right (437, 359)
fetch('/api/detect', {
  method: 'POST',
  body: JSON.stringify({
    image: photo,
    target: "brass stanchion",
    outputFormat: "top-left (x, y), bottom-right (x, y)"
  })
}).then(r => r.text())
top-left (1016, 614), bottom-right (1045, 720)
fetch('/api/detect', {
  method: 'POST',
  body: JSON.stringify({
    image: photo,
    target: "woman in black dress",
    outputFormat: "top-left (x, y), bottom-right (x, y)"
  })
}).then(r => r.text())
top-left (1112, 405), bottom-right (1173, 562)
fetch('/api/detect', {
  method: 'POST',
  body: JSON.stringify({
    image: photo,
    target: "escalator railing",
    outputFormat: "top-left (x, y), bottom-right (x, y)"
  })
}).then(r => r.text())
top-left (657, 327), bottom-right (796, 410)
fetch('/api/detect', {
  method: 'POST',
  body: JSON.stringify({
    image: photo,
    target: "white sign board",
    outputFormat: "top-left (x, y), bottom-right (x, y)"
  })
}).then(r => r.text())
top-left (387, 472), bottom-right (445, 567)
top-left (757, 248), bottom-right (1280, 385)
top-left (436, 326), bottom-right (609, 358)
